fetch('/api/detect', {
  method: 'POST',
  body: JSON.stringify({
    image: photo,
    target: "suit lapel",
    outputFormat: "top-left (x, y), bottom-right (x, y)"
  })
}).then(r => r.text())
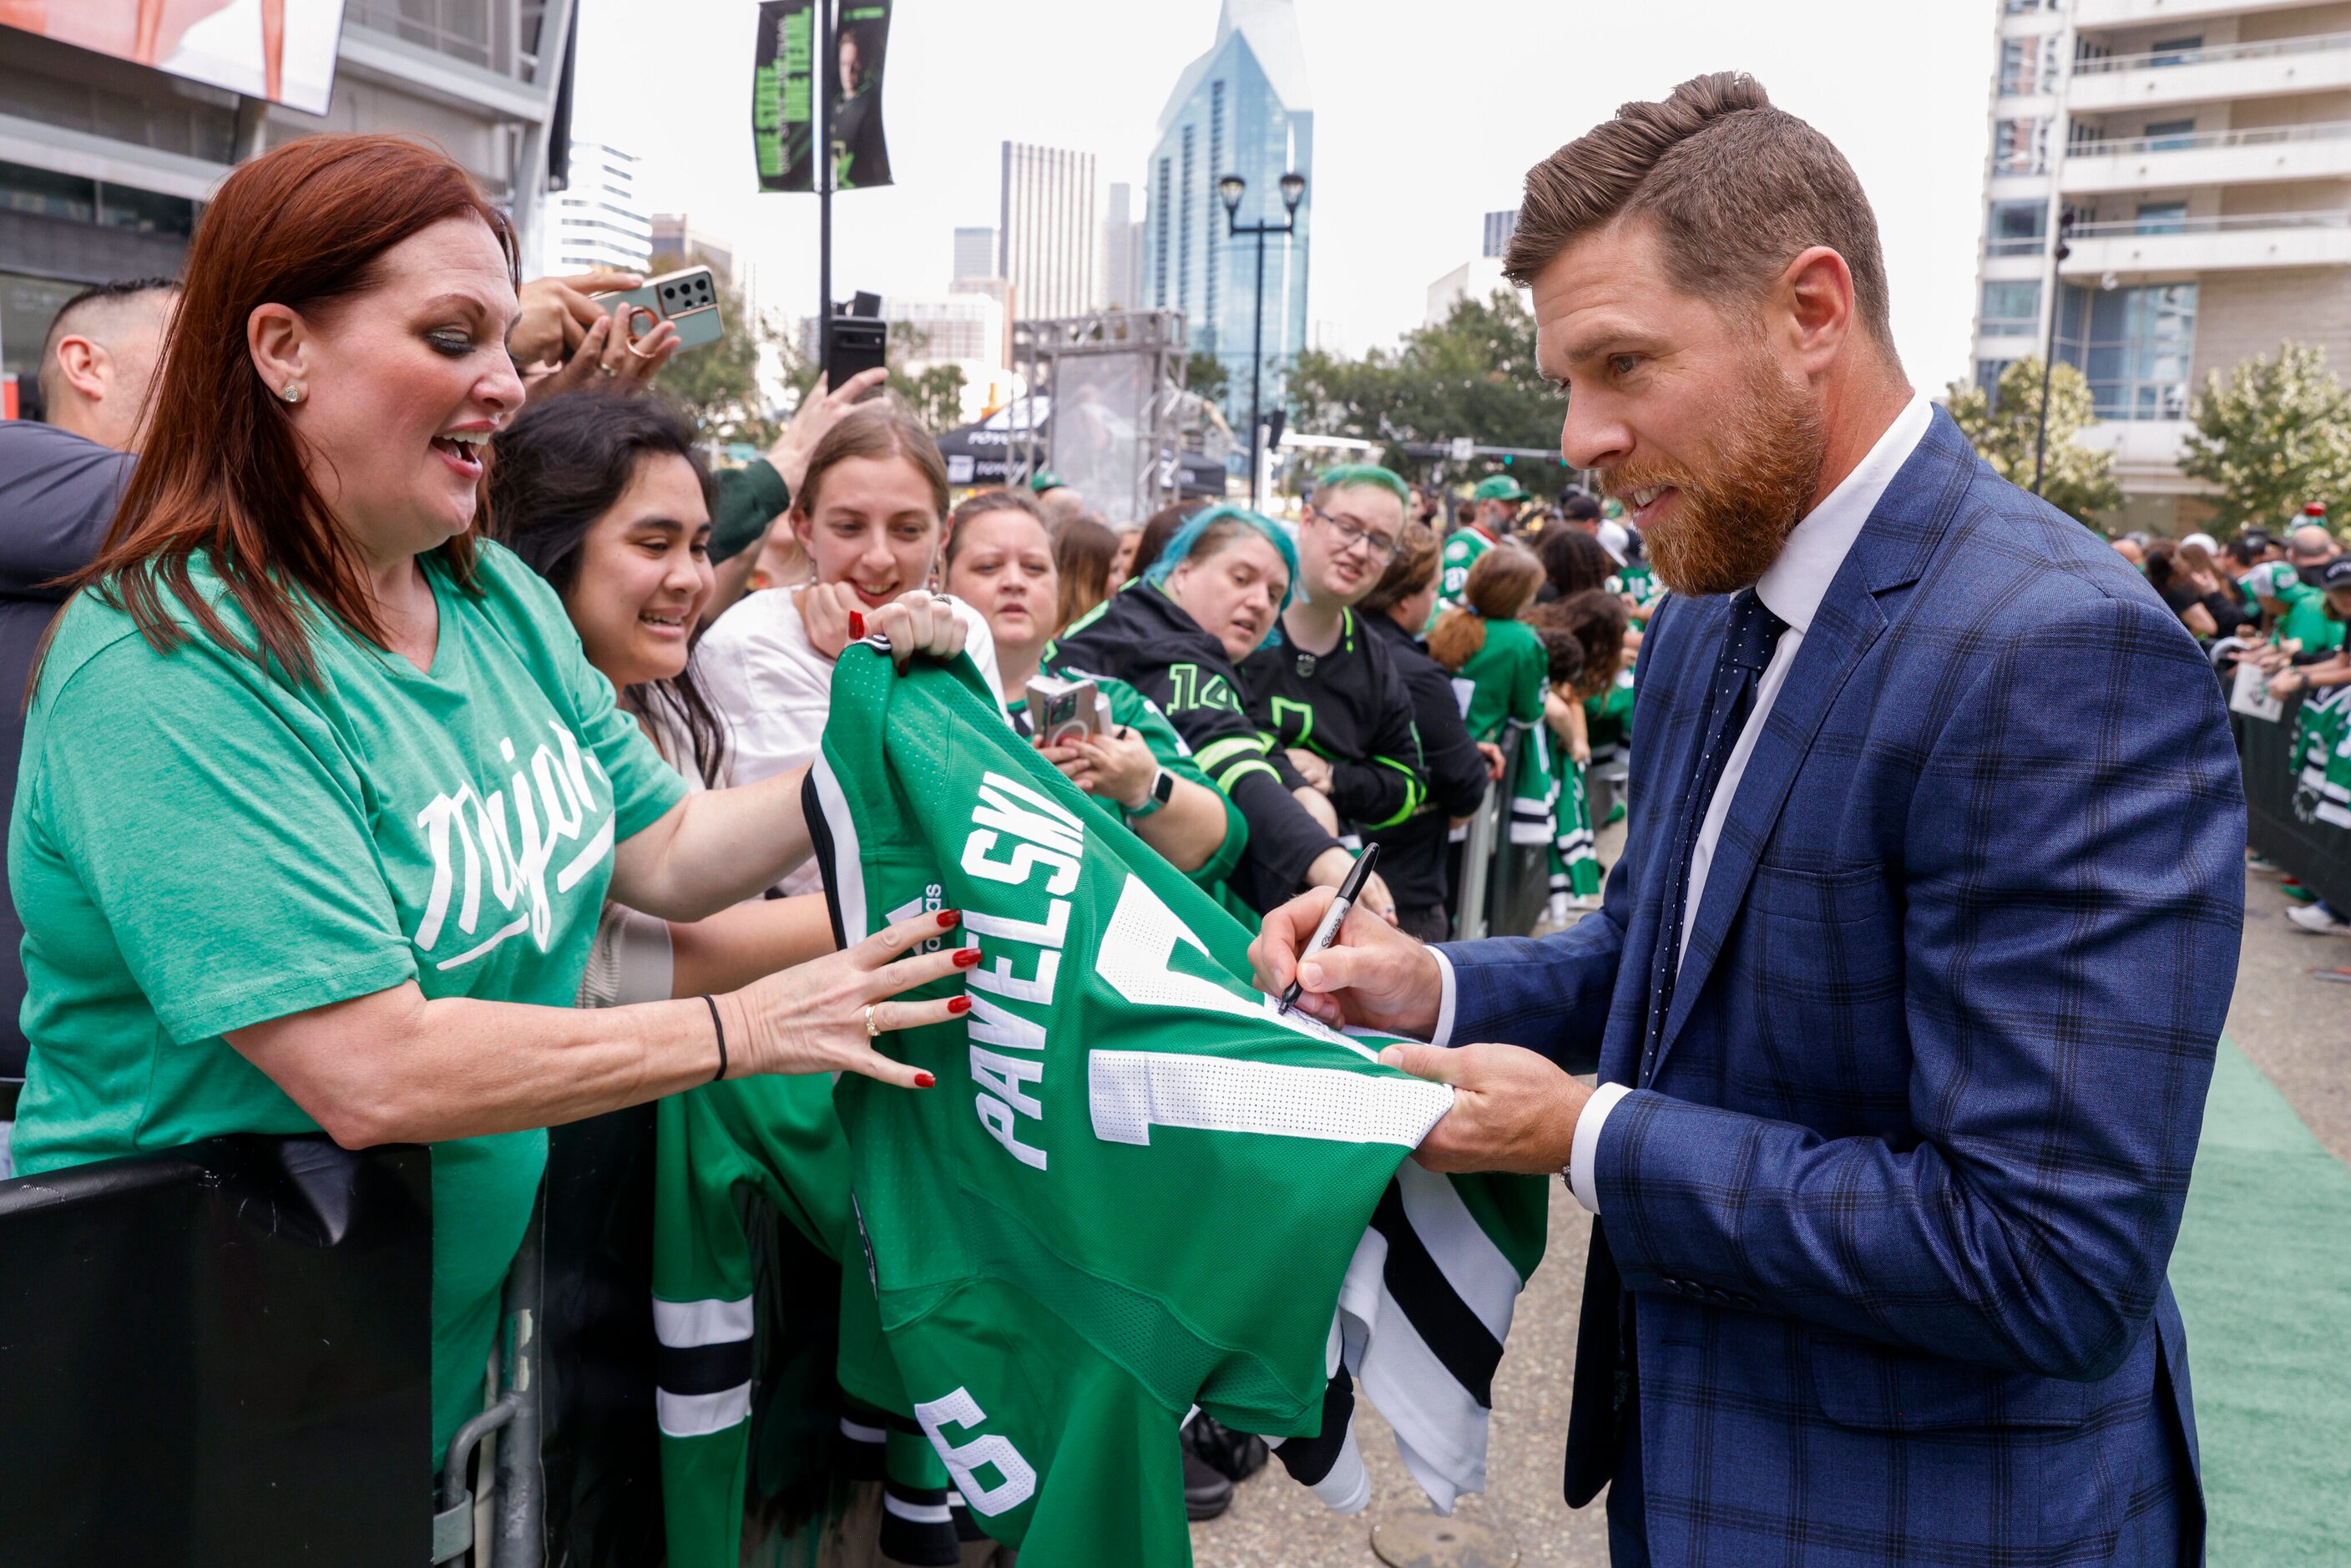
top-left (1652, 410), bottom-right (1978, 1070)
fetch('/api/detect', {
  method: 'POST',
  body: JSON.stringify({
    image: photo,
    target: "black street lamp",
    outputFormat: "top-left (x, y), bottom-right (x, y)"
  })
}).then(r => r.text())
top-left (2031, 205), bottom-right (2075, 498)
top-left (1219, 170), bottom-right (1307, 509)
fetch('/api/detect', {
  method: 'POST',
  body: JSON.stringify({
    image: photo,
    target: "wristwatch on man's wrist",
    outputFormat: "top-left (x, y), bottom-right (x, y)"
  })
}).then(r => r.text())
top-left (1127, 767), bottom-right (1175, 817)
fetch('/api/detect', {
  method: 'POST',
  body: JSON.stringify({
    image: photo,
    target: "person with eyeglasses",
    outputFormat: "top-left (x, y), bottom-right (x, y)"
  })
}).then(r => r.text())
top-left (1239, 465), bottom-right (1430, 851)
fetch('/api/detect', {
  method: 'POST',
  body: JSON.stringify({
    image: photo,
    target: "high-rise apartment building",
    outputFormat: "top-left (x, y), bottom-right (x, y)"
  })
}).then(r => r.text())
top-left (1000, 142), bottom-right (1098, 321)
top-left (1971, 0), bottom-right (2351, 533)
top-left (0, 0), bottom-right (577, 396)
top-left (1143, 0), bottom-right (1314, 431)
top-left (1103, 183), bottom-right (1147, 310)
top-left (1483, 209), bottom-right (1518, 259)
top-left (954, 226), bottom-right (996, 282)
top-left (545, 141), bottom-right (652, 277)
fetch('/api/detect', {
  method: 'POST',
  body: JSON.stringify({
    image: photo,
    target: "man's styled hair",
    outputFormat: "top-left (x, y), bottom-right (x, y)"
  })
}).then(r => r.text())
top-left (1503, 73), bottom-right (1895, 352)
top-left (34, 276), bottom-right (179, 413)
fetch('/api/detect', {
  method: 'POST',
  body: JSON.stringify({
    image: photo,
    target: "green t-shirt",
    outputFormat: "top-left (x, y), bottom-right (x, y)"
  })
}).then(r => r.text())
top-left (11, 542), bottom-right (686, 1464)
top-left (1451, 618), bottom-right (1546, 743)
top-left (2276, 582), bottom-right (2346, 655)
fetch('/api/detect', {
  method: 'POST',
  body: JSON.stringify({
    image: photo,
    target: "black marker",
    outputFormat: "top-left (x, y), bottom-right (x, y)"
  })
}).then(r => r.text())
top-left (1278, 842), bottom-right (1380, 1017)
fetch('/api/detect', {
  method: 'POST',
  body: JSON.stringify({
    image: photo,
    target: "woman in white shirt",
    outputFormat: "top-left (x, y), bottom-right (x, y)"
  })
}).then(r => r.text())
top-left (696, 406), bottom-right (1001, 895)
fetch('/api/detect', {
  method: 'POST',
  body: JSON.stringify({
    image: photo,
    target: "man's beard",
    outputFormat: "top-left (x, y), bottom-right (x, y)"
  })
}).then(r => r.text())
top-left (1610, 358), bottom-right (1827, 599)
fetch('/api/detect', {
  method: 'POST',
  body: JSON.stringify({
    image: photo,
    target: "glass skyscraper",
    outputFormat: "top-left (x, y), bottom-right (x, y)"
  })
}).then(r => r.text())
top-left (1143, 0), bottom-right (1313, 438)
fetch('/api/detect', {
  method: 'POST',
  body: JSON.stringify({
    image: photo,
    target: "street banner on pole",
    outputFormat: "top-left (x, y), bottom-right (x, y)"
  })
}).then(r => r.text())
top-left (828, 2), bottom-right (894, 190)
top-left (753, 1), bottom-right (893, 192)
top-left (752, 0), bottom-right (817, 192)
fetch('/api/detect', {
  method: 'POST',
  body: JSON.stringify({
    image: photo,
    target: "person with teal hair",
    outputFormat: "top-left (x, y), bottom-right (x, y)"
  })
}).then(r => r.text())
top-left (1240, 466), bottom-right (1428, 869)
top-left (1049, 503), bottom-right (1393, 918)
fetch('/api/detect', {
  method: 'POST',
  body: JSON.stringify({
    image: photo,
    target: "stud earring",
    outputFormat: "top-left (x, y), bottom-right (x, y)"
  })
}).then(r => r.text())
top-left (281, 382), bottom-right (303, 403)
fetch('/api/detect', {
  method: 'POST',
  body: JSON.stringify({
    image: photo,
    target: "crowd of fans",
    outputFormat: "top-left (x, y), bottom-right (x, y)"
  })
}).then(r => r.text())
top-left (2118, 506), bottom-right (2351, 938)
top-left (23, 124), bottom-right (2336, 1556)
top-left (0, 134), bottom-right (1676, 1552)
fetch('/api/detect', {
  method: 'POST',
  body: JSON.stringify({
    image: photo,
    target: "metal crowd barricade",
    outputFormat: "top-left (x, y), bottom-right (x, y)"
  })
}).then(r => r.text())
top-left (435, 1196), bottom-right (547, 1566)
top-left (2237, 699), bottom-right (2351, 909)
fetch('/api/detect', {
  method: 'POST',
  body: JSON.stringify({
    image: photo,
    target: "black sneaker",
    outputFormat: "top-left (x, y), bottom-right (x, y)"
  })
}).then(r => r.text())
top-left (1182, 1447), bottom-right (1235, 1520)
top-left (1185, 1414), bottom-right (1270, 1482)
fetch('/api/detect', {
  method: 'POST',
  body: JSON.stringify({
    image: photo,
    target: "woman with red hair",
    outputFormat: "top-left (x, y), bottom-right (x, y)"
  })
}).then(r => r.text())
top-left (8, 135), bottom-right (973, 1469)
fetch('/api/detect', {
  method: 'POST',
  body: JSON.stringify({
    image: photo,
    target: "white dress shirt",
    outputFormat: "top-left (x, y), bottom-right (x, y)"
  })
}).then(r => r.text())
top-left (1433, 392), bottom-right (1934, 1214)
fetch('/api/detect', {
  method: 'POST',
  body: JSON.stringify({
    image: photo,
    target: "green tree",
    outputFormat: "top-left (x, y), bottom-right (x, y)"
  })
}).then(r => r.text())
top-left (1944, 357), bottom-right (2121, 524)
top-left (1286, 288), bottom-right (1566, 493)
top-left (644, 255), bottom-right (784, 446)
top-left (885, 321), bottom-right (969, 431)
top-left (2179, 341), bottom-right (2351, 535)
top-left (1185, 351), bottom-right (1230, 403)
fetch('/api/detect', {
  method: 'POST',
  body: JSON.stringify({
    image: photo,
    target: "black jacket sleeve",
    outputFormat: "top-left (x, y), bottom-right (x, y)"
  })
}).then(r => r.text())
top-left (1324, 655), bottom-right (1428, 832)
top-left (1404, 660), bottom-right (1491, 819)
top-left (0, 427), bottom-right (132, 599)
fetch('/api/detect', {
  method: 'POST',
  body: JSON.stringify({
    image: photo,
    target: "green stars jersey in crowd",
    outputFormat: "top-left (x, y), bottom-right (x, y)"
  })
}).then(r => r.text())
top-left (796, 645), bottom-right (1546, 1565)
top-left (2291, 684), bottom-right (2351, 829)
top-left (1436, 525), bottom-right (1496, 605)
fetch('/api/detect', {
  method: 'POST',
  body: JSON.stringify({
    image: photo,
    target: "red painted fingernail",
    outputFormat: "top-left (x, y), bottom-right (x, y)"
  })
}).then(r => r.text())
top-left (848, 611), bottom-right (865, 639)
top-left (953, 947), bottom-right (981, 969)
top-left (936, 908), bottom-right (961, 928)
top-left (915, 1071), bottom-right (936, 1089)
top-left (947, 995), bottom-right (972, 1014)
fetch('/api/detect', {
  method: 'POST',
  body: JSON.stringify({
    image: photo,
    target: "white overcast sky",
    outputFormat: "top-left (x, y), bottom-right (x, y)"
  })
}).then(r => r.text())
top-left (569, 0), bottom-right (1991, 393)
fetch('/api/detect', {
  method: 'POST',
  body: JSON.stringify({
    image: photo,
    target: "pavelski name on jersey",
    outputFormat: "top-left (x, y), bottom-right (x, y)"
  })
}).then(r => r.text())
top-left (803, 645), bottom-right (1548, 1565)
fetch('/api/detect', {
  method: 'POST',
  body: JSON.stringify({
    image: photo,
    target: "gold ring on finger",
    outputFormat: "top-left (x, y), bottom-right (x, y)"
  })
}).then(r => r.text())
top-left (864, 1004), bottom-right (880, 1039)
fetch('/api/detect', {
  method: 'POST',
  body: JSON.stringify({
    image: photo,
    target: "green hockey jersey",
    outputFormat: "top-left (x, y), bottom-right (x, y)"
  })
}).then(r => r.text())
top-left (805, 646), bottom-right (1545, 1565)
top-left (1436, 525), bottom-right (1497, 605)
top-left (2291, 684), bottom-right (2351, 829)
top-left (651, 1071), bottom-right (969, 1568)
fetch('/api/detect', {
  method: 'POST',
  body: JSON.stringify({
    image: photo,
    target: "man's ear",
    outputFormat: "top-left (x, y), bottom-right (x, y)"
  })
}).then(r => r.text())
top-left (247, 301), bottom-right (310, 402)
top-left (1779, 245), bottom-right (1857, 367)
top-left (50, 336), bottom-right (107, 402)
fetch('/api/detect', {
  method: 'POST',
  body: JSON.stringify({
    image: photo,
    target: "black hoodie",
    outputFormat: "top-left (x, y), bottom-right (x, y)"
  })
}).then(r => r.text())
top-left (1048, 582), bottom-right (1342, 912)
top-left (1361, 609), bottom-right (1493, 913)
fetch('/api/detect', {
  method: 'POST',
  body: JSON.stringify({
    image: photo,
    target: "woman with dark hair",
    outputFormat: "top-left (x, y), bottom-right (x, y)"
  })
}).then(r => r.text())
top-left (1357, 522), bottom-right (1500, 943)
top-left (1052, 512), bottom-right (1120, 634)
top-left (696, 404), bottom-right (1005, 897)
top-left (1536, 524), bottom-right (1615, 604)
top-left (1049, 505), bottom-right (1391, 918)
top-left (491, 388), bottom-right (838, 1001)
top-left (1125, 498), bottom-right (1206, 585)
top-left (10, 136), bottom-right (972, 1471)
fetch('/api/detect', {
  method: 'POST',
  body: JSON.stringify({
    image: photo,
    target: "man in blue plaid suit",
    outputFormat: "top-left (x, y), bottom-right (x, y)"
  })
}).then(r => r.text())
top-left (1254, 73), bottom-right (2242, 1566)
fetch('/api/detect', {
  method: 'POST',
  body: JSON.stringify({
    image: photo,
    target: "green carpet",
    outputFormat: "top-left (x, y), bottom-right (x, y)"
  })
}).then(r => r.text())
top-left (2168, 1042), bottom-right (2351, 1564)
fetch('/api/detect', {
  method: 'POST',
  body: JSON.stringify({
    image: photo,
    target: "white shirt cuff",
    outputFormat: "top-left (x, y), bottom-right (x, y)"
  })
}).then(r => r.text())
top-left (1428, 946), bottom-right (1459, 1048)
top-left (1567, 1081), bottom-right (1632, 1216)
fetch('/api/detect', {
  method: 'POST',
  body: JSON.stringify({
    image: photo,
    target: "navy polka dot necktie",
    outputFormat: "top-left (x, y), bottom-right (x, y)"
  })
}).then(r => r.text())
top-left (1638, 589), bottom-right (1787, 1085)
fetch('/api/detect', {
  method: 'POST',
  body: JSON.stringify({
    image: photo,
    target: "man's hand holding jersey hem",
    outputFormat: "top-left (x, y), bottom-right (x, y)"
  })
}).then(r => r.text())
top-left (1379, 1040), bottom-right (1590, 1174)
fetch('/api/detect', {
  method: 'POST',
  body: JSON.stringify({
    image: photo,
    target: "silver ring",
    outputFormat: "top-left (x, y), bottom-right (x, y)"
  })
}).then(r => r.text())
top-left (864, 1004), bottom-right (880, 1039)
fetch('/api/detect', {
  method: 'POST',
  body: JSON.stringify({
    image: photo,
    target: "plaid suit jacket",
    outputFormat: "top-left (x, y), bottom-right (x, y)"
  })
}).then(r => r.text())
top-left (1442, 409), bottom-right (2242, 1565)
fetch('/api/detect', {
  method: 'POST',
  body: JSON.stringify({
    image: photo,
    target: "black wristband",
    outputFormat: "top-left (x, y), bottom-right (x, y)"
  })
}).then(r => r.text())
top-left (701, 994), bottom-right (728, 1082)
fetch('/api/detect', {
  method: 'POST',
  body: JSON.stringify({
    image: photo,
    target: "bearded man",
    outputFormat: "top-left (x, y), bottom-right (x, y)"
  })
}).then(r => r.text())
top-left (1251, 74), bottom-right (2240, 1566)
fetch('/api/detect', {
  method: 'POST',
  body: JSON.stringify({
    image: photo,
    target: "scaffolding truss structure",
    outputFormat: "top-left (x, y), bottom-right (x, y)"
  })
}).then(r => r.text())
top-left (1009, 309), bottom-right (1189, 525)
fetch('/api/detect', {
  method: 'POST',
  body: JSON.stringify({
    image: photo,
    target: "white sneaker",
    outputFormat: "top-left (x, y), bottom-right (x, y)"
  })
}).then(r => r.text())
top-left (1546, 893), bottom-right (1570, 926)
top-left (1569, 893), bottom-right (1605, 911)
top-left (2285, 903), bottom-right (2351, 936)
